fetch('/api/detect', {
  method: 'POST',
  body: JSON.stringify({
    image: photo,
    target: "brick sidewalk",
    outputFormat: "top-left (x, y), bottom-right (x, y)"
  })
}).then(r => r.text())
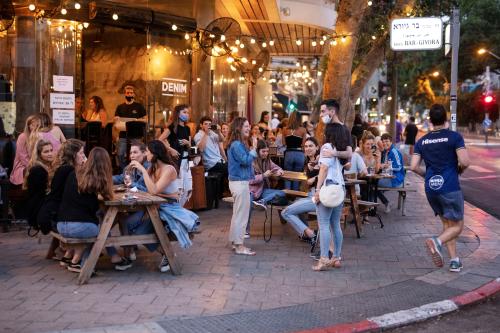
top-left (0, 172), bottom-right (498, 333)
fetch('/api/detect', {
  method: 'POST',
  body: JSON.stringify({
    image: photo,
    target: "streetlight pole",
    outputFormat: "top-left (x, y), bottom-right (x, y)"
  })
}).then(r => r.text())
top-left (449, 8), bottom-right (460, 131)
top-left (478, 48), bottom-right (500, 60)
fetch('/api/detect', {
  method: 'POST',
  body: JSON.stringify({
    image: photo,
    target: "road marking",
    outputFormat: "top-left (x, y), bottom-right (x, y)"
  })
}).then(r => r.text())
top-left (467, 165), bottom-right (495, 173)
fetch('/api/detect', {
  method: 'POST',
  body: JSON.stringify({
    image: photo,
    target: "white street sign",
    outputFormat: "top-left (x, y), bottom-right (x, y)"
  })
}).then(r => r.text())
top-left (391, 17), bottom-right (443, 51)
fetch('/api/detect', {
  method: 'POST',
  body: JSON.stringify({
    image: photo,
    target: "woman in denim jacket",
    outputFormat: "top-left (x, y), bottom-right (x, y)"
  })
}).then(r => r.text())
top-left (227, 117), bottom-right (257, 255)
top-left (312, 123), bottom-right (347, 271)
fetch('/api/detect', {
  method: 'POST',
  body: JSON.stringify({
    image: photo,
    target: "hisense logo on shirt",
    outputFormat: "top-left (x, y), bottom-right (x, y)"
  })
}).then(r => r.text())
top-left (422, 137), bottom-right (448, 145)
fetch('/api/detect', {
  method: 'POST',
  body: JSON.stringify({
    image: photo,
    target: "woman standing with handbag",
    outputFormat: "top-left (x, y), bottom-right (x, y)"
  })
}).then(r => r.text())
top-left (227, 117), bottom-right (257, 255)
top-left (312, 123), bottom-right (347, 271)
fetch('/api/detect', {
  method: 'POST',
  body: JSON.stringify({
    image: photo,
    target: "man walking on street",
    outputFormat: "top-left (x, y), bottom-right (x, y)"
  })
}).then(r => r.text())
top-left (411, 104), bottom-right (470, 272)
top-left (404, 116), bottom-right (418, 156)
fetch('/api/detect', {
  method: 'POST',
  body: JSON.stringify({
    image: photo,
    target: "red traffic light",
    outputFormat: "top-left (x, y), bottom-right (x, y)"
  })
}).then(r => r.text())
top-left (484, 95), bottom-right (494, 104)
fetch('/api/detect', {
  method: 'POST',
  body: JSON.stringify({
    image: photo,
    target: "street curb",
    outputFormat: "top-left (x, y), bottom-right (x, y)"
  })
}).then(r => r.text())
top-left (293, 277), bottom-right (500, 333)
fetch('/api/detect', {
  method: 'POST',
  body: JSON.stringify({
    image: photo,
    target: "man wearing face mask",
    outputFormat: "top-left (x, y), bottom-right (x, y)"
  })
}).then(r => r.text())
top-left (319, 99), bottom-right (353, 164)
top-left (114, 85), bottom-right (147, 171)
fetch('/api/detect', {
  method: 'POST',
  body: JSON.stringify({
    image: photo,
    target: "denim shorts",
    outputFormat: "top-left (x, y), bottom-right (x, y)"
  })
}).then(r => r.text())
top-left (426, 190), bottom-right (464, 221)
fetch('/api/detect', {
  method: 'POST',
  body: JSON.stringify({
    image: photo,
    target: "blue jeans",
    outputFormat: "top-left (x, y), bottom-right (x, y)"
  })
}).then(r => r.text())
top-left (377, 178), bottom-right (403, 205)
top-left (124, 211), bottom-right (159, 252)
top-left (117, 138), bottom-right (128, 172)
top-left (57, 222), bottom-right (119, 263)
top-left (247, 189), bottom-right (286, 233)
top-left (316, 201), bottom-right (344, 259)
top-left (284, 150), bottom-right (305, 190)
top-left (281, 194), bottom-right (315, 237)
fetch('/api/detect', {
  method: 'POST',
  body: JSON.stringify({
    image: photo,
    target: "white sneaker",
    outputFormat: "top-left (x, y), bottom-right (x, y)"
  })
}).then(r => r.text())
top-left (385, 203), bottom-right (391, 213)
top-left (244, 232), bottom-right (250, 239)
top-left (128, 250), bottom-right (137, 261)
top-left (158, 255), bottom-right (170, 273)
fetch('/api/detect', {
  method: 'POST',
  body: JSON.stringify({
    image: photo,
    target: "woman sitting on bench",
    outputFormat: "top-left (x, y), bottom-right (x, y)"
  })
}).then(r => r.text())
top-left (24, 139), bottom-right (54, 233)
top-left (129, 140), bottom-right (200, 273)
top-left (246, 139), bottom-right (286, 237)
top-left (281, 137), bottom-right (320, 247)
top-left (57, 147), bottom-right (130, 273)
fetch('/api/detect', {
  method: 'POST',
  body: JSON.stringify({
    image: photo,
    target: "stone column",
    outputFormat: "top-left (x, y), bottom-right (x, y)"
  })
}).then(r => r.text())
top-left (190, 0), bottom-right (215, 124)
top-left (14, 16), bottom-right (37, 133)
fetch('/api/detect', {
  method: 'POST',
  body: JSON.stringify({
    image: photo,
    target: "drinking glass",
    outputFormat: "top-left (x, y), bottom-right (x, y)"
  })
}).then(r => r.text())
top-left (123, 167), bottom-right (133, 196)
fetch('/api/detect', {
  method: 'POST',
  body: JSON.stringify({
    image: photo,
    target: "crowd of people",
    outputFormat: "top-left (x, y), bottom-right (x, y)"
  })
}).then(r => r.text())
top-left (4, 88), bottom-right (469, 274)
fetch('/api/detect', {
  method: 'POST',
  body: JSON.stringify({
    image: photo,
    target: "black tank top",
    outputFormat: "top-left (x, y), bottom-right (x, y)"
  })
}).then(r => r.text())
top-left (285, 134), bottom-right (302, 149)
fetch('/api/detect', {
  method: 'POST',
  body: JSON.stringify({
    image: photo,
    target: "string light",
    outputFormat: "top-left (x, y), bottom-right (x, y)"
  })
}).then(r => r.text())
top-left (302, 65), bottom-right (307, 70)
top-left (371, 35), bottom-right (376, 40)
top-left (220, 34), bottom-right (226, 42)
top-left (323, 35), bottom-right (327, 41)
top-left (61, 8), bottom-right (67, 15)
top-left (318, 71), bottom-right (322, 76)
top-left (269, 40), bottom-right (274, 46)
top-left (319, 40), bottom-right (325, 45)
top-left (241, 57), bottom-right (248, 63)
top-left (341, 36), bottom-right (346, 43)
top-left (262, 42), bottom-right (267, 48)
top-left (185, 33), bottom-right (190, 40)
top-left (74, 2), bottom-right (81, 9)
top-left (330, 40), bottom-right (337, 46)
top-left (230, 65), bottom-right (237, 71)
top-left (311, 40), bottom-right (317, 47)
top-left (28, 3), bottom-right (36, 11)
top-left (196, 77), bottom-right (201, 82)
top-left (258, 67), bottom-right (263, 72)
top-left (147, 44), bottom-right (151, 49)
top-left (235, 39), bottom-right (240, 45)
top-left (172, 24), bottom-right (177, 30)
top-left (296, 62), bottom-right (300, 67)
top-left (251, 60), bottom-right (257, 65)
top-left (296, 39), bottom-right (302, 46)
top-left (231, 46), bottom-right (238, 53)
top-left (226, 56), bottom-right (234, 63)
top-left (47, 20), bottom-right (52, 25)
top-left (239, 43), bottom-right (245, 48)
top-left (250, 38), bottom-right (256, 44)
top-left (368, 1), bottom-right (373, 6)
top-left (83, 22), bottom-right (89, 28)
top-left (112, 13), bottom-right (118, 20)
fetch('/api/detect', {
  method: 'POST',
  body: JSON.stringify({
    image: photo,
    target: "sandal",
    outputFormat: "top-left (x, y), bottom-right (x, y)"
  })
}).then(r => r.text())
top-left (234, 246), bottom-right (256, 256)
top-left (331, 257), bottom-right (341, 268)
top-left (312, 257), bottom-right (333, 271)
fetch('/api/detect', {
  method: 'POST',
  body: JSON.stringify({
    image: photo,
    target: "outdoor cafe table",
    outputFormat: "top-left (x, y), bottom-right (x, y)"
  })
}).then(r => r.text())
top-left (77, 190), bottom-right (181, 284)
top-left (281, 171), bottom-right (367, 238)
top-left (360, 173), bottom-right (395, 203)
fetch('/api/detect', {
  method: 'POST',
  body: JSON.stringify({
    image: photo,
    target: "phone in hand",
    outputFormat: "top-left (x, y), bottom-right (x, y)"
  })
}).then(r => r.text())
top-left (371, 145), bottom-right (377, 156)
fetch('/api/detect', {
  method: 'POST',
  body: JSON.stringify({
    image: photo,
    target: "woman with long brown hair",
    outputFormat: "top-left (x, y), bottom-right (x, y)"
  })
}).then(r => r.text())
top-left (23, 139), bottom-right (54, 233)
top-left (83, 96), bottom-right (108, 125)
top-left (130, 140), bottom-right (200, 273)
top-left (227, 117), bottom-right (257, 255)
top-left (57, 147), bottom-right (129, 273)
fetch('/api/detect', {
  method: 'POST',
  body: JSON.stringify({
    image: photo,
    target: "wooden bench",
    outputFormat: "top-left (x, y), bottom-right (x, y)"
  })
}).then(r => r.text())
top-left (282, 189), bottom-right (308, 198)
top-left (377, 186), bottom-right (417, 216)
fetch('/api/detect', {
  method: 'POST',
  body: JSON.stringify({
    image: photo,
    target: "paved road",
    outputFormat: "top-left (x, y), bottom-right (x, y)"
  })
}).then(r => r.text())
top-left (461, 139), bottom-right (500, 219)
top-left (388, 292), bottom-right (500, 333)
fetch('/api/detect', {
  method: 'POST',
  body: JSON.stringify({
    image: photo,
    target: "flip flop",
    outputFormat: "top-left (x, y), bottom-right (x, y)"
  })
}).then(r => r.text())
top-left (234, 246), bottom-right (256, 256)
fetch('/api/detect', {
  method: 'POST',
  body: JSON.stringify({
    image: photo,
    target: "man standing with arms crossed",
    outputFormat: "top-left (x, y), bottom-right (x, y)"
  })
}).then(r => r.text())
top-left (411, 104), bottom-right (470, 272)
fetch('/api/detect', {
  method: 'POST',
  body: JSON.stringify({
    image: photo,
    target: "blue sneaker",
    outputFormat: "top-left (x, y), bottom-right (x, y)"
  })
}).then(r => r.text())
top-left (449, 259), bottom-right (463, 272)
top-left (425, 236), bottom-right (444, 267)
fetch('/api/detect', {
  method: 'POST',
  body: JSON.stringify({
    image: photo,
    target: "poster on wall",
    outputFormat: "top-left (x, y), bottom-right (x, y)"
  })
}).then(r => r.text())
top-left (50, 93), bottom-right (75, 109)
top-left (53, 75), bottom-right (74, 92)
top-left (52, 109), bottom-right (75, 125)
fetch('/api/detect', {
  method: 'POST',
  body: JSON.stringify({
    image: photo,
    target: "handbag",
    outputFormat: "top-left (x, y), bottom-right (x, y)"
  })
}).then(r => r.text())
top-left (319, 183), bottom-right (344, 208)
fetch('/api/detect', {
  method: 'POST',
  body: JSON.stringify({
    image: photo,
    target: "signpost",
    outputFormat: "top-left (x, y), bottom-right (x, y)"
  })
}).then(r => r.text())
top-left (390, 17), bottom-right (443, 51)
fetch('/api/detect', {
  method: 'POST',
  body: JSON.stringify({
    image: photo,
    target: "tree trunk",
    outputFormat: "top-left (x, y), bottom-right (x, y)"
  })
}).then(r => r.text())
top-left (323, 0), bottom-right (368, 123)
top-left (322, 0), bottom-right (415, 129)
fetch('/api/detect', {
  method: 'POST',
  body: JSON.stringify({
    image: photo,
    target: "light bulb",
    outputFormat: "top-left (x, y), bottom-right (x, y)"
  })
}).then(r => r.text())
top-left (331, 40), bottom-right (338, 46)
top-left (258, 67), bottom-right (263, 72)
top-left (230, 65), bottom-right (237, 71)
top-left (296, 39), bottom-right (302, 45)
top-left (61, 8), bottom-right (67, 15)
top-left (172, 24), bottom-right (177, 30)
top-left (323, 35), bottom-right (327, 41)
top-left (197, 77), bottom-right (201, 82)
top-left (241, 57), bottom-right (248, 63)
top-left (250, 38), bottom-right (256, 44)
top-left (302, 65), bottom-right (307, 70)
top-left (184, 33), bottom-right (190, 40)
top-left (47, 20), bottom-right (52, 26)
top-left (262, 42), bottom-right (267, 48)
top-left (239, 43), bottom-right (245, 48)
top-left (295, 62), bottom-right (300, 67)
top-left (74, 2), bottom-right (81, 9)
top-left (147, 44), bottom-right (151, 49)
top-left (341, 36), bottom-right (346, 43)
top-left (251, 60), bottom-right (256, 65)
top-left (311, 41), bottom-right (317, 47)
top-left (83, 22), bottom-right (89, 28)
top-left (28, 4), bottom-right (36, 11)
top-left (320, 40), bottom-right (325, 45)
top-left (77, 23), bottom-right (83, 30)
top-left (226, 56), bottom-right (234, 63)
top-left (318, 71), bottom-right (322, 76)
top-left (112, 13), bottom-right (118, 20)
top-left (220, 34), bottom-right (226, 42)
top-left (368, 1), bottom-right (373, 6)
top-left (371, 35), bottom-right (376, 40)
top-left (235, 39), bottom-right (240, 45)
top-left (269, 40), bottom-right (274, 46)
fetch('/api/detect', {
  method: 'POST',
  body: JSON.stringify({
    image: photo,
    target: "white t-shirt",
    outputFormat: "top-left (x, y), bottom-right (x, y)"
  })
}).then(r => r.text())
top-left (344, 152), bottom-right (367, 195)
top-left (271, 117), bottom-right (280, 130)
top-left (318, 143), bottom-right (344, 186)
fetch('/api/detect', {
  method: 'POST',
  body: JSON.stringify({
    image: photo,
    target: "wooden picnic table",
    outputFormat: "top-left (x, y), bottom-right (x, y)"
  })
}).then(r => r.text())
top-left (77, 189), bottom-right (181, 284)
top-left (280, 171), bottom-right (367, 238)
